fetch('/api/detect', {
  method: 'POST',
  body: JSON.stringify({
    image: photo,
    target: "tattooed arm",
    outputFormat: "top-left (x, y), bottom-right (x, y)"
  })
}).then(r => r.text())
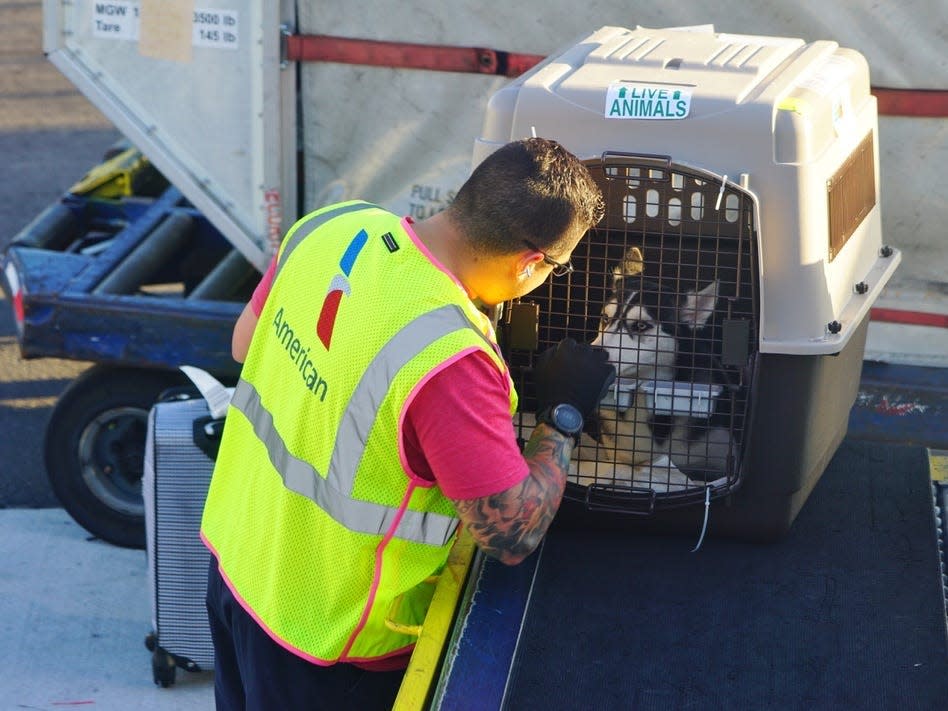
top-left (451, 422), bottom-right (572, 566)
top-left (426, 339), bottom-right (613, 566)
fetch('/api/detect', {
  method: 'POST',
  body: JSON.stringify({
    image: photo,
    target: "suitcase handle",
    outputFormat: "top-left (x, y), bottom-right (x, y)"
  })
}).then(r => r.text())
top-left (192, 415), bottom-right (225, 461)
top-left (179, 365), bottom-right (233, 419)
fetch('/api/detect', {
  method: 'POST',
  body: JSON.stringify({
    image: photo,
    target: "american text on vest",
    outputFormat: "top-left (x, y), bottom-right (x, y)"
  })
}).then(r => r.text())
top-left (272, 307), bottom-right (329, 400)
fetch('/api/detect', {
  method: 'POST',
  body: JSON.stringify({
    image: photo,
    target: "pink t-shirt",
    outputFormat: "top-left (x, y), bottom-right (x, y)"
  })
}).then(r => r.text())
top-left (249, 250), bottom-right (528, 500)
top-left (249, 256), bottom-right (276, 317)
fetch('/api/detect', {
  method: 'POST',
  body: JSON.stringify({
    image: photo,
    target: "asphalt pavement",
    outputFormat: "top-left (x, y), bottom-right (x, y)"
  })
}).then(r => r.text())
top-left (0, 4), bottom-right (215, 708)
top-left (0, 0), bottom-right (119, 507)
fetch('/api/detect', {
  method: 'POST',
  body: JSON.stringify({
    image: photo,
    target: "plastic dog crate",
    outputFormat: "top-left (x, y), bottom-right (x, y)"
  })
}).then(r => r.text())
top-left (476, 26), bottom-right (901, 541)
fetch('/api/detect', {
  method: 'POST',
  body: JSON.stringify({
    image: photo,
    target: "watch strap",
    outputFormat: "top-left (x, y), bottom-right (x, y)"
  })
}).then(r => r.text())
top-left (537, 404), bottom-right (582, 445)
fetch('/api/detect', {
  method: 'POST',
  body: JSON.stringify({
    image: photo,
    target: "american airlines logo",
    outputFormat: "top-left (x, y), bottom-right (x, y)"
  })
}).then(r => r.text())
top-left (316, 228), bottom-right (369, 349)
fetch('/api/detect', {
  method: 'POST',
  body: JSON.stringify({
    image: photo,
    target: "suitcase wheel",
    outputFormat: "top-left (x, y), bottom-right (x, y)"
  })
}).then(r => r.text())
top-left (145, 633), bottom-right (205, 687)
top-left (147, 638), bottom-right (177, 688)
top-left (152, 648), bottom-right (177, 688)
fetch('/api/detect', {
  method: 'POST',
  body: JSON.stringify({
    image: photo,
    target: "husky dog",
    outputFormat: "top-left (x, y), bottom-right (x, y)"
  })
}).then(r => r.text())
top-left (570, 246), bottom-right (731, 491)
top-left (664, 281), bottom-right (740, 478)
top-left (570, 247), bottom-right (687, 490)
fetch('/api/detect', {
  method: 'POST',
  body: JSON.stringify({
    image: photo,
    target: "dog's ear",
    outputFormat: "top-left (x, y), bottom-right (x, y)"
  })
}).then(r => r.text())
top-left (620, 247), bottom-right (644, 277)
top-left (678, 280), bottom-right (718, 330)
top-left (611, 246), bottom-right (645, 297)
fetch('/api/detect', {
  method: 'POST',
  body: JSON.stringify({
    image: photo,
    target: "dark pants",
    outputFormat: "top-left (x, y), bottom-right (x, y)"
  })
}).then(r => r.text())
top-left (205, 558), bottom-right (404, 710)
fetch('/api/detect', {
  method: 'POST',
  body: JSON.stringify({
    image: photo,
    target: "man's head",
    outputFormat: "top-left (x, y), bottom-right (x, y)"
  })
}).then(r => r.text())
top-left (444, 138), bottom-right (604, 305)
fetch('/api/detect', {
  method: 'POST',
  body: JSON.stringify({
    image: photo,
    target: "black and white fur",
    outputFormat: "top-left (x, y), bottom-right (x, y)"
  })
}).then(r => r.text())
top-left (571, 247), bottom-right (732, 491)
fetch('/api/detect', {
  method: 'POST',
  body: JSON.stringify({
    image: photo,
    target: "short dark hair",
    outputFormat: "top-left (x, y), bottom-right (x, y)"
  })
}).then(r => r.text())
top-left (449, 138), bottom-right (604, 256)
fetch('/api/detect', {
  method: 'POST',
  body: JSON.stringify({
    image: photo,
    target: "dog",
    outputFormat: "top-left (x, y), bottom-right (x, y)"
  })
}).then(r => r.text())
top-left (663, 280), bottom-right (741, 478)
top-left (570, 247), bottom-right (689, 491)
top-left (570, 246), bottom-right (733, 492)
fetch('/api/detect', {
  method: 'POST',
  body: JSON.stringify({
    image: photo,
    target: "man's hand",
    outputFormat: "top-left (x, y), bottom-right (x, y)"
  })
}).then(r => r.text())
top-left (453, 340), bottom-right (615, 567)
top-left (533, 338), bottom-right (616, 419)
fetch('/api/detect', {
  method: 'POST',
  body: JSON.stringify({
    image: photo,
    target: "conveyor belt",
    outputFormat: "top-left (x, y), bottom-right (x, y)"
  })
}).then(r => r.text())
top-left (848, 361), bottom-right (948, 449)
top-left (434, 440), bottom-right (948, 710)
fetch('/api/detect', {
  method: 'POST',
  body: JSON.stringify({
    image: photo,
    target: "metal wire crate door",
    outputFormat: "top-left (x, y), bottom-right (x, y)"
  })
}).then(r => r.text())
top-left (501, 154), bottom-right (759, 514)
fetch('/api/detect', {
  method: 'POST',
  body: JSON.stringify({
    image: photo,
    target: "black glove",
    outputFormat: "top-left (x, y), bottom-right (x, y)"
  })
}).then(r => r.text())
top-left (533, 338), bottom-right (616, 420)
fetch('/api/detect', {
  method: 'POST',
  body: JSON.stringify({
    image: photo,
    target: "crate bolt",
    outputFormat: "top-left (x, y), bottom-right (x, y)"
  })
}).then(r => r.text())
top-left (854, 281), bottom-right (869, 294)
top-left (827, 320), bottom-right (842, 334)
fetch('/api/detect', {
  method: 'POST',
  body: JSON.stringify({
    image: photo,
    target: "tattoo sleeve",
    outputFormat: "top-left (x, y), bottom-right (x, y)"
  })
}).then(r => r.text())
top-left (452, 423), bottom-right (572, 565)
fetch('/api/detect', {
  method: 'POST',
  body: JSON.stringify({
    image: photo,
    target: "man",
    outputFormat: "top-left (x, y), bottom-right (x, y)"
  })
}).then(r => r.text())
top-left (201, 137), bottom-right (615, 709)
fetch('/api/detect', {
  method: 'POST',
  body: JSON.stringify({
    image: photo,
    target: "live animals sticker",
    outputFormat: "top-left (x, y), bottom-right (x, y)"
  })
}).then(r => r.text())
top-left (605, 82), bottom-right (692, 120)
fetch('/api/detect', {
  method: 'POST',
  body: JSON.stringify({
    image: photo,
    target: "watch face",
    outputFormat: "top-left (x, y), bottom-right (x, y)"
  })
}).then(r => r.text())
top-left (553, 403), bottom-right (583, 434)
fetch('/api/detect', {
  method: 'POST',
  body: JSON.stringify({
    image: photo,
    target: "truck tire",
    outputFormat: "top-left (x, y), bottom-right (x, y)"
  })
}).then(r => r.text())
top-left (45, 365), bottom-right (186, 548)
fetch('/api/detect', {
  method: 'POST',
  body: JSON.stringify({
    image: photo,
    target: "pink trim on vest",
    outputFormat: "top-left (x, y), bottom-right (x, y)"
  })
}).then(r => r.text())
top-left (337, 479), bottom-right (419, 662)
top-left (398, 346), bottom-right (482, 485)
top-left (401, 217), bottom-right (468, 294)
top-left (202, 533), bottom-right (335, 666)
top-left (203, 532), bottom-right (416, 667)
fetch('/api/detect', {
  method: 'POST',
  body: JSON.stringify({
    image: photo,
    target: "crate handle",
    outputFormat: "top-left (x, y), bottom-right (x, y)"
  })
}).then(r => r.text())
top-left (599, 151), bottom-right (673, 180)
top-left (584, 483), bottom-right (657, 514)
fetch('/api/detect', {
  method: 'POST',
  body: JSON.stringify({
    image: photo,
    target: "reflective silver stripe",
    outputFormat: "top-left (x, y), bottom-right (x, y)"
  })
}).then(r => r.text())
top-left (276, 202), bottom-right (382, 276)
top-left (328, 304), bottom-right (483, 492)
top-left (230, 378), bottom-right (460, 546)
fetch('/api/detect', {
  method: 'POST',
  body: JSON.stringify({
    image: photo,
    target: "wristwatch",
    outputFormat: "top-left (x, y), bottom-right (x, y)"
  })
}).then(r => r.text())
top-left (539, 403), bottom-right (583, 443)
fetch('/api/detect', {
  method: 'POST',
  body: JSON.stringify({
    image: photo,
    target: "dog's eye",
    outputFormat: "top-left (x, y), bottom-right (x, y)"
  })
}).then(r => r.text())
top-left (630, 320), bottom-right (651, 333)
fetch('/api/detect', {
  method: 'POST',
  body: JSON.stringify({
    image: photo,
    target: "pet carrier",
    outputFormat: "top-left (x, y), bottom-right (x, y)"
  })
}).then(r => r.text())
top-left (480, 26), bottom-right (901, 541)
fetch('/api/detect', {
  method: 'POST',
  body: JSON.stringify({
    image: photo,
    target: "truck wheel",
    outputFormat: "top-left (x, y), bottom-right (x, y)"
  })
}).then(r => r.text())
top-left (45, 365), bottom-right (186, 548)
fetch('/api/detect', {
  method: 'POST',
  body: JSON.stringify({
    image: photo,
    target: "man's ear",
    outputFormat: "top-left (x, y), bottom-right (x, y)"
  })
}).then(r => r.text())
top-left (517, 247), bottom-right (545, 276)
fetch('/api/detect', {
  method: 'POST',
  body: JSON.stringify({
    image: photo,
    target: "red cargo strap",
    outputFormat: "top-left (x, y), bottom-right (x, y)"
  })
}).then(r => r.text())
top-left (871, 308), bottom-right (948, 329)
top-left (285, 34), bottom-right (543, 77)
top-left (286, 35), bottom-right (948, 117)
top-left (872, 88), bottom-right (948, 118)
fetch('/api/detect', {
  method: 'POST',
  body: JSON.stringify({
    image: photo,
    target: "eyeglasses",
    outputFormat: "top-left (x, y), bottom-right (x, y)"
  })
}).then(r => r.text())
top-left (523, 240), bottom-right (574, 277)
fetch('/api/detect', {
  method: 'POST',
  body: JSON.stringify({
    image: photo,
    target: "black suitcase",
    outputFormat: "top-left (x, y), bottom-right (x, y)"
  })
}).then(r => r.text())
top-left (143, 367), bottom-right (231, 687)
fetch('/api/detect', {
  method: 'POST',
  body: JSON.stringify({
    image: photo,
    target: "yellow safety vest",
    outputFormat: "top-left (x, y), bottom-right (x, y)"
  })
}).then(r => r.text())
top-left (201, 201), bottom-right (516, 665)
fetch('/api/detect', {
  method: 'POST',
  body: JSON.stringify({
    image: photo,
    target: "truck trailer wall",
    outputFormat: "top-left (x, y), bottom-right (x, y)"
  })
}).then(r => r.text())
top-left (299, 1), bottom-right (945, 297)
